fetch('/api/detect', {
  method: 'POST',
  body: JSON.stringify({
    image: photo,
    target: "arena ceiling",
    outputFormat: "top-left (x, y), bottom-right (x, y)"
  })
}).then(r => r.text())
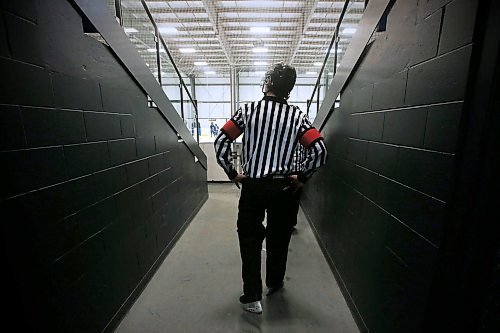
top-left (112, 0), bottom-right (365, 76)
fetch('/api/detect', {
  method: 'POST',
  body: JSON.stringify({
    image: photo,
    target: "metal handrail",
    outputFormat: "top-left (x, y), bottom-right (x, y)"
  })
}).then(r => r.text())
top-left (312, 0), bottom-right (392, 130)
top-left (117, 0), bottom-right (200, 141)
top-left (306, 0), bottom-right (352, 116)
top-left (138, 0), bottom-right (199, 108)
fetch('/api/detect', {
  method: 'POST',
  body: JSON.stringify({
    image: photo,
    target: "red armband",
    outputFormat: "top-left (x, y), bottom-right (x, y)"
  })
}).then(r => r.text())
top-left (222, 120), bottom-right (243, 140)
top-left (299, 128), bottom-right (323, 148)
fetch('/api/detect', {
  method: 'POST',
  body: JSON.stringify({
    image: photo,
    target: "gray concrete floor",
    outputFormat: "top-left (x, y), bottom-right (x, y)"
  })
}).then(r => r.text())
top-left (114, 183), bottom-right (359, 333)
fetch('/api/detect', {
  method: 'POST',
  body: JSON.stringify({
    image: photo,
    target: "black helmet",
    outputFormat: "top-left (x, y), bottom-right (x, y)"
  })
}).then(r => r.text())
top-left (262, 62), bottom-right (297, 100)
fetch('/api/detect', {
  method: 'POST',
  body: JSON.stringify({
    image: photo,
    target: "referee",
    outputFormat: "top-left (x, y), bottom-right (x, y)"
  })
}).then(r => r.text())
top-left (214, 63), bottom-right (327, 314)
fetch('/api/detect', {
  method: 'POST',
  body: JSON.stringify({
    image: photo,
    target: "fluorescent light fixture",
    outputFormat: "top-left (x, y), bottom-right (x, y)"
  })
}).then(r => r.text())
top-left (124, 27), bottom-right (138, 33)
top-left (204, 71), bottom-right (216, 75)
top-left (179, 48), bottom-right (196, 53)
top-left (147, 1), bottom-right (169, 8)
top-left (343, 28), bottom-right (357, 34)
top-left (252, 71), bottom-right (266, 76)
top-left (252, 47), bottom-right (268, 53)
top-left (254, 61), bottom-right (268, 66)
top-left (250, 27), bottom-right (270, 33)
top-left (194, 61), bottom-right (208, 66)
top-left (159, 26), bottom-right (178, 34)
top-left (326, 48), bottom-right (343, 53)
top-left (314, 62), bottom-right (323, 66)
top-left (147, 48), bottom-right (165, 53)
top-left (306, 71), bottom-right (318, 75)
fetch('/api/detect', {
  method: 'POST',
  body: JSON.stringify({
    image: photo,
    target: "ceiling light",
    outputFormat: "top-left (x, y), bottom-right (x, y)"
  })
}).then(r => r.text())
top-left (252, 47), bottom-right (268, 53)
top-left (343, 28), bottom-right (357, 34)
top-left (194, 61), bottom-right (208, 66)
top-left (252, 71), bottom-right (266, 76)
top-left (250, 27), bottom-right (270, 33)
top-left (179, 48), bottom-right (196, 53)
top-left (314, 62), bottom-right (323, 66)
top-left (325, 48), bottom-right (343, 53)
top-left (147, 2), bottom-right (169, 8)
top-left (124, 27), bottom-right (138, 33)
top-left (147, 48), bottom-right (165, 53)
top-left (159, 26), bottom-right (178, 34)
top-left (204, 71), bottom-right (216, 75)
top-left (306, 71), bottom-right (318, 75)
top-left (254, 61), bottom-right (268, 66)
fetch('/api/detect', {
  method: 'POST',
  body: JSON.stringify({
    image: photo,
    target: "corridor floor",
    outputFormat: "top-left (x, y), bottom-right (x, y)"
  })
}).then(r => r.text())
top-left (114, 183), bottom-right (359, 333)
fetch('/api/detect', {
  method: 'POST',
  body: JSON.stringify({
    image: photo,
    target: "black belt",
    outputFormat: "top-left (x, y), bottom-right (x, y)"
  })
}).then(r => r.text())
top-left (242, 177), bottom-right (293, 193)
top-left (254, 174), bottom-right (290, 180)
top-left (267, 174), bottom-right (288, 179)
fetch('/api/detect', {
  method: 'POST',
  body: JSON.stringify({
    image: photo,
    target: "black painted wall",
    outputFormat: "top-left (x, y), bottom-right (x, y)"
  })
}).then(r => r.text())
top-left (301, 0), bottom-right (483, 332)
top-left (0, 0), bottom-right (207, 331)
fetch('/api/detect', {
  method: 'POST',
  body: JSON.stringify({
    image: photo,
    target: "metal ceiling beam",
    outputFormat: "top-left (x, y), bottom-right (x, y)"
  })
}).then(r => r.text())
top-left (227, 37), bottom-right (297, 41)
top-left (126, 6), bottom-right (356, 14)
top-left (152, 17), bottom-right (361, 24)
top-left (200, 0), bottom-right (233, 66)
top-left (163, 32), bottom-right (330, 39)
top-left (133, 8), bottom-right (207, 14)
top-left (285, 0), bottom-right (319, 65)
top-left (217, 7), bottom-right (350, 14)
top-left (170, 26), bottom-right (346, 33)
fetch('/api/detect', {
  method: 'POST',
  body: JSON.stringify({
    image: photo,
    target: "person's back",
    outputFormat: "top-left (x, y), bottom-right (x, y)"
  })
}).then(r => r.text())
top-left (222, 97), bottom-right (323, 180)
top-left (214, 62), bottom-right (327, 315)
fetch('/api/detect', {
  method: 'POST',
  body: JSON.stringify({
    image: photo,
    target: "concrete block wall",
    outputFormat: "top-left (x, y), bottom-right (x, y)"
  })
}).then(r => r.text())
top-left (301, 0), bottom-right (479, 332)
top-left (0, 0), bottom-right (207, 331)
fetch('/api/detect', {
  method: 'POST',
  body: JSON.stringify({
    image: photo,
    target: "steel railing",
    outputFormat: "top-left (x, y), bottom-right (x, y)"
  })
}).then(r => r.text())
top-left (107, 0), bottom-right (201, 143)
top-left (306, 0), bottom-right (366, 121)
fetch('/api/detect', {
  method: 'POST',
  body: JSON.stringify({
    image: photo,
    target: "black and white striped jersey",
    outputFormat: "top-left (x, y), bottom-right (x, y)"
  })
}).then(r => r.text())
top-left (290, 145), bottom-right (307, 174)
top-left (214, 95), bottom-right (327, 183)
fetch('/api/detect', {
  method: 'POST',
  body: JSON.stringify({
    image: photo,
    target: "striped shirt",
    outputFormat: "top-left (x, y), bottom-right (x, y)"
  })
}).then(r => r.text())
top-left (291, 145), bottom-right (307, 174)
top-left (214, 95), bottom-right (327, 183)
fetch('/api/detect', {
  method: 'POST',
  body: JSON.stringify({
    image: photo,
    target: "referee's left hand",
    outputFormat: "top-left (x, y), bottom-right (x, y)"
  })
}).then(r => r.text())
top-left (233, 173), bottom-right (247, 183)
top-left (231, 173), bottom-right (247, 189)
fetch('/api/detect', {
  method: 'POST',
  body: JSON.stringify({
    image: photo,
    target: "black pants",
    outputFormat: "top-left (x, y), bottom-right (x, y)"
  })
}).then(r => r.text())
top-left (292, 187), bottom-right (302, 226)
top-left (237, 178), bottom-right (299, 302)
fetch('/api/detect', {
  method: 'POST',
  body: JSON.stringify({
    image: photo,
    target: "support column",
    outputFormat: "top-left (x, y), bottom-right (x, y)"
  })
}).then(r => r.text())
top-left (229, 66), bottom-right (240, 172)
top-left (189, 74), bottom-right (199, 142)
top-left (230, 66), bottom-right (238, 116)
top-left (189, 74), bottom-right (197, 101)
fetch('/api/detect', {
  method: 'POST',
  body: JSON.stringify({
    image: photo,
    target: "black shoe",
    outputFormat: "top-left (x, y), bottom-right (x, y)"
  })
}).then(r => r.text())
top-left (266, 281), bottom-right (284, 296)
